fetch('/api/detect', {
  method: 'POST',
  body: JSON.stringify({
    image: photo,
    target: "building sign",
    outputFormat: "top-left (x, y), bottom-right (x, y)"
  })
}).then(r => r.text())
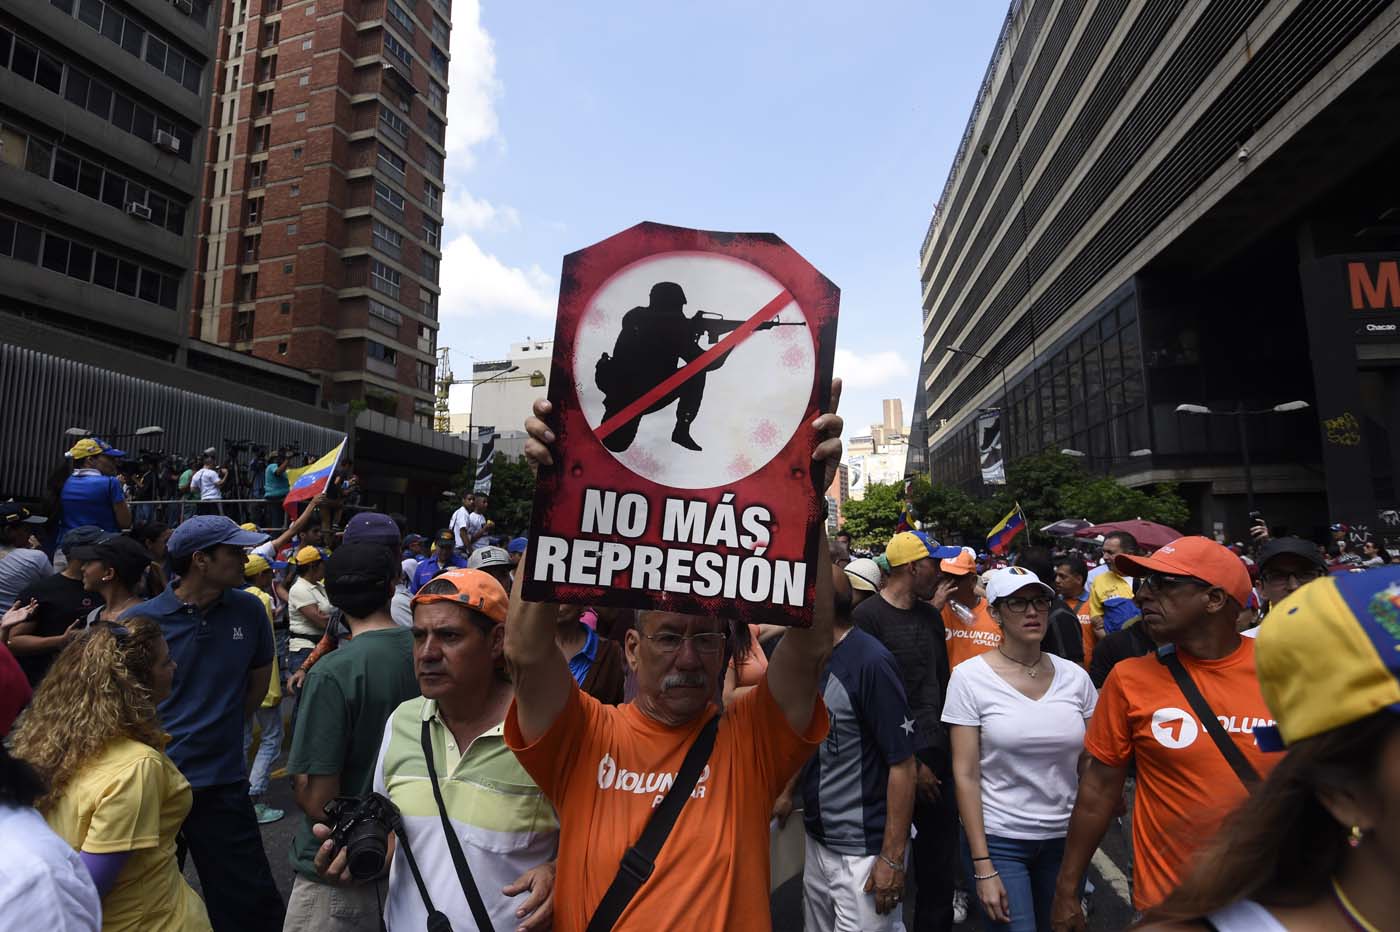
top-left (524, 222), bottom-right (840, 626)
top-left (1346, 258), bottom-right (1400, 343)
top-left (978, 409), bottom-right (1005, 485)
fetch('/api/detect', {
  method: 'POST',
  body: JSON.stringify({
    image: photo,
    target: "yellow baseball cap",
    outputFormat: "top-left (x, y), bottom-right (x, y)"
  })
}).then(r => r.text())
top-left (240, 522), bottom-right (259, 532)
top-left (66, 437), bottom-right (125, 460)
top-left (885, 531), bottom-right (961, 567)
top-left (292, 545), bottom-right (326, 566)
top-left (1254, 566), bottom-right (1400, 751)
top-left (244, 554), bottom-right (272, 578)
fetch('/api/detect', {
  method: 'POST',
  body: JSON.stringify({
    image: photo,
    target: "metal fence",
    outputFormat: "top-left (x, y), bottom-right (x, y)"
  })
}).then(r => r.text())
top-left (0, 342), bottom-right (343, 501)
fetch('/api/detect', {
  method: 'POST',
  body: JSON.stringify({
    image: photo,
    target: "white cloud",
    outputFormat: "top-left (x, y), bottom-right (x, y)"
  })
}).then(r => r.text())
top-left (433, 2), bottom-right (551, 323)
top-left (833, 348), bottom-right (912, 388)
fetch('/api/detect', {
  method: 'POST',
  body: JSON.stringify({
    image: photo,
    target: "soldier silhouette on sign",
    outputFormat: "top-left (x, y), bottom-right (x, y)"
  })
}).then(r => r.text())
top-left (594, 281), bottom-right (804, 453)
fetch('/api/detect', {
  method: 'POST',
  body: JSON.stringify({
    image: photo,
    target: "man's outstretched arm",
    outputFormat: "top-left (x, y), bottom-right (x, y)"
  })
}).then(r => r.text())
top-left (505, 398), bottom-right (578, 745)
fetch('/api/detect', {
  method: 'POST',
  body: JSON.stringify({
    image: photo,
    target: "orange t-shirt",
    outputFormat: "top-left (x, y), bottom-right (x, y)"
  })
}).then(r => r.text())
top-left (1084, 638), bottom-right (1278, 909)
top-left (1066, 596), bottom-right (1095, 670)
top-left (505, 677), bottom-right (827, 932)
top-left (942, 598), bottom-right (1001, 668)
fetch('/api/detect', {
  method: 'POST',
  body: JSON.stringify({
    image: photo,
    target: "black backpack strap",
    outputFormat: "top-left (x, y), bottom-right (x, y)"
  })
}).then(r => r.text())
top-left (1155, 645), bottom-right (1260, 790)
top-left (585, 713), bottom-right (720, 932)
top-left (420, 719), bottom-right (496, 932)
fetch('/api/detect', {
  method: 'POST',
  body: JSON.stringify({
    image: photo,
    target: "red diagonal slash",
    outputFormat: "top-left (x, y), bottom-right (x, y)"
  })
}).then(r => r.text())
top-left (595, 289), bottom-right (795, 442)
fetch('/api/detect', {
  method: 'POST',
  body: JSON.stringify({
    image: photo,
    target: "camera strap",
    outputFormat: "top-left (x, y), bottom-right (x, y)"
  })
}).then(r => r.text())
top-left (1155, 644), bottom-right (1260, 790)
top-left (585, 713), bottom-right (720, 932)
top-left (420, 719), bottom-right (497, 932)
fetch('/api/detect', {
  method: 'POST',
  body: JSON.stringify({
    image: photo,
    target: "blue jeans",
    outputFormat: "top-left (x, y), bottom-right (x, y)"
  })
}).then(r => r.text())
top-left (969, 835), bottom-right (1071, 932)
top-left (242, 703), bottom-right (283, 797)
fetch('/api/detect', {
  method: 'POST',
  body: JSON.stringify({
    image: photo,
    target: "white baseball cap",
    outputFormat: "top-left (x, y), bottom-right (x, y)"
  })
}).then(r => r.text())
top-left (983, 566), bottom-right (1054, 603)
top-left (844, 558), bottom-right (884, 592)
top-left (467, 545), bottom-right (511, 570)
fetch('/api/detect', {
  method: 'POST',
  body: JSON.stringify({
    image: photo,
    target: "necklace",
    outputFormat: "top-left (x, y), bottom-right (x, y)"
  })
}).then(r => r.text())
top-left (997, 646), bottom-right (1043, 678)
top-left (1331, 878), bottom-right (1381, 932)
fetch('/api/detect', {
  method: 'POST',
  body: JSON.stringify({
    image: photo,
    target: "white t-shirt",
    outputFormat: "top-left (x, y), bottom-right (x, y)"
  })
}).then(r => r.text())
top-left (448, 506), bottom-right (473, 550)
top-left (287, 576), bottom-right (330, 650)
top-left (191, 468), bottom-right (222, 500)
top-left (942, 653), bottom-right (1098, 839)
top-left (0, 805), bottom-right (102, 932)
top-left (0, 547), bottom-right (54, 608)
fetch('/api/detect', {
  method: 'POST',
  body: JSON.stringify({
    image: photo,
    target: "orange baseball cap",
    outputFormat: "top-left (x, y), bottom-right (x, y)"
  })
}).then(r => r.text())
top-left (410, 567), bottom-right (508, 624)
top-left (939, 546), bottom-right (978, 576)
top-left (1112, 535), bottom-right (1251, 607)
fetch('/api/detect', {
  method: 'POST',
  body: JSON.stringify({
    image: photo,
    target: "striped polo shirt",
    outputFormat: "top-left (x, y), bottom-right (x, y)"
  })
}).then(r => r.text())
top-left (373, 695), bottom-right (559, 932)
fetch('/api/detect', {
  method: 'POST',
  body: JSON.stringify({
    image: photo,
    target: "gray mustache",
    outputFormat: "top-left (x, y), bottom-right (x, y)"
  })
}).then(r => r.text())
top-left (661, 672), bottom-right (707, 690)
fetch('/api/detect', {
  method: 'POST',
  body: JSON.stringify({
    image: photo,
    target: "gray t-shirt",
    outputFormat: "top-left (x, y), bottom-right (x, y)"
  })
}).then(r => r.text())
top-left (0, 547), bottom-right (54, 609)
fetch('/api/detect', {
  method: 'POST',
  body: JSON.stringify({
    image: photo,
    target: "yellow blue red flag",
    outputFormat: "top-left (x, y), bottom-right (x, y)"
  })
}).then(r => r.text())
top-left (986, 504), bottom-right (1027, 554)
top-left (283, 438), bottom-right (346, 517)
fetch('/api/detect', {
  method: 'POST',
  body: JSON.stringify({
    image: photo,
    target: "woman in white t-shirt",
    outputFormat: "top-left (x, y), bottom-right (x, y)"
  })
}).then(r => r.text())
top-left (942, 566), bottom-right (1098, 932)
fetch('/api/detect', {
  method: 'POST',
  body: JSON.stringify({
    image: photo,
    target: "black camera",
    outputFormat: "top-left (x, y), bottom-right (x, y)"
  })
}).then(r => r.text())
top-left (323, 792), bottom-right (398, 880)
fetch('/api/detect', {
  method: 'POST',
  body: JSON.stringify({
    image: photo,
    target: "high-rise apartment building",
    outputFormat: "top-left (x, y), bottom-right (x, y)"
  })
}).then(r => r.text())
top-left (196, 0), bottom-right (448, 425)
top-left (0, 0), bottom-right (216, 356)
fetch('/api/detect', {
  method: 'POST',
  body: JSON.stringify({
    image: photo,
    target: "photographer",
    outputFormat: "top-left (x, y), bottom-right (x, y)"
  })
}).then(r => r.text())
top-left (264, 450), bottom-right (291, 530)
top-left (311, 568), bottom-right (558, 932)
top-left (284, 543), bottom-right (419, 931)
top-left (190, 454), bottom-right (227, 517)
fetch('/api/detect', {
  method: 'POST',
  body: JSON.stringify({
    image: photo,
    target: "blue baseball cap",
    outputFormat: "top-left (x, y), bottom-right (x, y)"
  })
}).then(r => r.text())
top-left (507, 537), bottom-right (528, 555)
top-left (167, 515), bottom-right (269, 559)
top-left (59, 524), bottom-right (107, 555)
top-left (343, 512), bottom-right (401, 549)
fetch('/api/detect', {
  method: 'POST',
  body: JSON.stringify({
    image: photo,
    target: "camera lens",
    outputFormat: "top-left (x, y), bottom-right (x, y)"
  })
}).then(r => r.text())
top-left (344, 820), bottom-right (390, 880)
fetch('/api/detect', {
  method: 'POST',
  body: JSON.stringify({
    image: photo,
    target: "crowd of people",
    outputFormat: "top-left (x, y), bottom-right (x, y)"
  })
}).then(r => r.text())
top-left (1, 406), bottom-right (1397, 932)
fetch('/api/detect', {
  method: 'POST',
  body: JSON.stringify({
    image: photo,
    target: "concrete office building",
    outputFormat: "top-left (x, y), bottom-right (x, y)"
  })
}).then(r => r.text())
top-left (195, 0), bottom-right (449, 426)
top-left (919, 0), bottom-right (1400, 540)
top-left (461, 338), bottom-right (552, 437)
top-left (0, 0), bottom-right (214, 354)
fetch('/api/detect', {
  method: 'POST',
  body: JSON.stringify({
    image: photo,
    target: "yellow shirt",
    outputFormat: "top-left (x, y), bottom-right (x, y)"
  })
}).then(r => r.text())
top-left (1088, 569), bottom-right (1134, 618)
top-left (45, 738), bottom-right (211, 932)
top-left (244, 585), bottom-right (282, 707)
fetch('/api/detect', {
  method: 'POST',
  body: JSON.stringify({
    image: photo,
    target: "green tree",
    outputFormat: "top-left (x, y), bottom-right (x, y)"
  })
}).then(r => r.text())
top-left (910, 477), bottom-right (995, 545)
top-left (840, 481), bottom-right (905, 549)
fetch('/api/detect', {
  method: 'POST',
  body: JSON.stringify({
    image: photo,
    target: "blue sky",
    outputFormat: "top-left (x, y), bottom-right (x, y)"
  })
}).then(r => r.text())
top-left (439, 1), bottom-right (1009, 441)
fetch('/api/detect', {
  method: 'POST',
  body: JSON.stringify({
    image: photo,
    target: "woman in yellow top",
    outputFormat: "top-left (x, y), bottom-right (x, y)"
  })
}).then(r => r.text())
top-left (9, 618), bottom-right (212, 932)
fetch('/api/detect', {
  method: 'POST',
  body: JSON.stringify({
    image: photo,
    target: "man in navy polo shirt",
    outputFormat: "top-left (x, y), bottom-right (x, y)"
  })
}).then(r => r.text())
top-left (124, 515), bottom-right (284, 931)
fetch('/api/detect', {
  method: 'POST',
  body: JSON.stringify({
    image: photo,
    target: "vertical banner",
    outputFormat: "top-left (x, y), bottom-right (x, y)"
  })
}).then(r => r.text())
top-left (978, 409), bottom-right (1005, 485)
top-left (474, 427), bottom-right (496, 495)
top-left (524, 222), bottom-right (840, 626)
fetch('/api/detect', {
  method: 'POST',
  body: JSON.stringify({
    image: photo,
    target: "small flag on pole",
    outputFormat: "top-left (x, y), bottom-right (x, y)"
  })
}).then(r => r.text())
top-left (283, 438), bottom-right (347, 517)
top-left (895, 476), bottom-right (919, 533)
top-left (986, 504), bottom-right (1027, 554)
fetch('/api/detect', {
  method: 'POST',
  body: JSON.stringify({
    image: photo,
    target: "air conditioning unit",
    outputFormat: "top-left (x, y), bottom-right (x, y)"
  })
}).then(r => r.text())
top-left (126, 201), bottom-right (153, 220)
top-left (153, 130), bottom-right (181, 154)
top-left (171, 0), bottom-right (192, 13)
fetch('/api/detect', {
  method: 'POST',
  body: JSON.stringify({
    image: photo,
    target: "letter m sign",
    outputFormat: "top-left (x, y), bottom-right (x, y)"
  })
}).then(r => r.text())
top-left (1349, 260), bottom-right (1400, 310)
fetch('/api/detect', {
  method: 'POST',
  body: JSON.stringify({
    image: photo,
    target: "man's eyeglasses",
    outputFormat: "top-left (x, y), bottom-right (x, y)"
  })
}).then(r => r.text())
top-left (997, 596), bottom-right (1052, 614)
top-left (1140, 572), bottom-right (1211, 593)
top-left (1259, 569), bottom-right (1324, 586)
top-left (643, 632), bottom-right (728, 655)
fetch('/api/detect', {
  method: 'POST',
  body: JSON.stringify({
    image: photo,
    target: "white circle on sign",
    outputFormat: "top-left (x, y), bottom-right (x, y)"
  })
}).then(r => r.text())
top-left (574, 252), bottom-right (816, 489)
top-left (1150, 707), bottom-right (1199, 749)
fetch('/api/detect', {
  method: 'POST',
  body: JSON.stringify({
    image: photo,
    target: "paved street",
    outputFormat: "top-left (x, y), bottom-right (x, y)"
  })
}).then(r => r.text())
top-left (186, 741), bottom-right (1136, 931)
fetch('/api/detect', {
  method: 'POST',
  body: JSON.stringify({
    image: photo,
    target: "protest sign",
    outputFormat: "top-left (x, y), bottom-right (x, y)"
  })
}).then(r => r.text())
top-left (524, 222), bottom-right (840, 626)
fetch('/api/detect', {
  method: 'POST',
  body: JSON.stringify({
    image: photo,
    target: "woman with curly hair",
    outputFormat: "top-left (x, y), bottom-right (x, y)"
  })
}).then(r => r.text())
top-left (1137, 566), bottom-right (1400, 931)
top-left (9, 618), bottom-right (211, 932)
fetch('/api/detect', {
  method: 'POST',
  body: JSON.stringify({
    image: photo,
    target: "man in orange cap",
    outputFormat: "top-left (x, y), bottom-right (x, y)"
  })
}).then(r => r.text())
top-left (1050, 536), bottom-right (1279, 927)
top-left (933, 546), bottom-right (1002, 670)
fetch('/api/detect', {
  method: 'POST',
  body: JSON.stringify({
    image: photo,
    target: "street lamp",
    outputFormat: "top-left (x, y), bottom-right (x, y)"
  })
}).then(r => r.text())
top-left (945, 345), bottom-right (1011, 413)
top-left (1174, 401), bottom-right (1311, 514)
top-left (466, 365), bottom-right (520, 451)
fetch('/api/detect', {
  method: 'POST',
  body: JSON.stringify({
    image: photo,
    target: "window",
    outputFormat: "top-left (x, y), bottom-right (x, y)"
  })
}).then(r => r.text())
top-left (428, 45), bottom-right (447, 78)
top-left (420, 251), bottom-right (439, 280)
top-left (262, 21), bottom-right (279, 45)
top-left (430, 14), bottom-right (449, 45)
top-left (423, 181), bottom-right (441, 213)
top-left (78, 0), bottom-right (103, 30)
top-left (386, 0), bottom-right (414, 35)
top-left (422, 217), bottom-right (439, 248)
top-left (417, 360), bottom-right (434, 391)
top-left (426, 114), bottom-right (445, 146)
top-left (377, 146), bottom-right (406, 183)
top-left (248, 161), bottom-right (265, 187)
top-left (145, 36), bottom-right (166, 72)
top-left (379, 107), bottom-right (409, 143)
top-left (239, 271), bottom-right (257, 301)
top-left (252, 124), bottom-right (269, 151)
top-left (427, 80), bottom-right (446, 113)
top-left (422, 147), bottom-right (443, 179)
top-left (52, 150), bottom-right (79, 189)
top-left (371, 220), bottom-right (402, 258)
top-left (290, 183), bottom-right (300, 196)
top-left (85, 80), bottom-right (112, 119)
top-left (1, 212), bottom-right (177, 308)
top-left (25, 138), bottom-right (53, 177)
top-left (419, 289), bottom-right (437, 319)
top-left (235, 309), bottom-right (254, 341)
top-left (374, 179), bottom-right (405, 217)
top-left (367, 340), bottom-right (397, 363)
top-left (277, 342), bottom-right (287, 354)
top-left (383, 32), bottom-right (411, 68)
top-left (34, 51), bottom-right (62, 93)
top-left (256, 89), bottom-right (273, 115)
top-left (101, 173), bottom-right (125, 209)
top-left (64, 69), bottom-right (89, 107)
top-left (368, 299), bottom-right (402, 325)
top-left (292, 146), bottom-right (303, 160)
top-left (243, 233), bottom-right (260, 262)
top-left (246, 198), bottom-right (261, 224)
top-left (370, 259), bottom-right (400, 299)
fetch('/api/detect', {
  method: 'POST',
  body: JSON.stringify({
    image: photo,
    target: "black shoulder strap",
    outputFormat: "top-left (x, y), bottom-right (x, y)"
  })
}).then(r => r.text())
top-left (586, 713), bottom-right (720, 932)
top-left (1155, 645), bottom-right (1260, 790)
top-left (421, 719), bottom-right (496, 932)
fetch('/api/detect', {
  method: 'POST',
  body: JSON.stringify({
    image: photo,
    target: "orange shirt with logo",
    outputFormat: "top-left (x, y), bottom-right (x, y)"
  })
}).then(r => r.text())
top-left (505, 677), bottom-right (827, 932)
top-left (942, 598), bottom-right (1002, 669)
top-left (1084, 637), bottom-right (1278, 909)
top-left (1066, 596), bottom-right (1095, 670)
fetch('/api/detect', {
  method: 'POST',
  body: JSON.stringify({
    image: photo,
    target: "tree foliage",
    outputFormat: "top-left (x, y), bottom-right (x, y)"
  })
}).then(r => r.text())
top-left (841, 451), bottom-right (1190, 552)
top-left (450, 455), bottom-right (537, 539)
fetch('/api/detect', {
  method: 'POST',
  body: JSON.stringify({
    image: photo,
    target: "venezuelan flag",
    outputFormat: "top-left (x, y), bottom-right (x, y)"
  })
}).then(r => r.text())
top-left (986, 504), bottom-right (1027, 554)
top-left (282, 438), bottom-right (347, 517)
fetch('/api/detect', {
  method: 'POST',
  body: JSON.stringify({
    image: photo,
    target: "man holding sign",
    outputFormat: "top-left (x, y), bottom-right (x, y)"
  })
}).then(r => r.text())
top-left (504, 382), bottom-right (844, 932)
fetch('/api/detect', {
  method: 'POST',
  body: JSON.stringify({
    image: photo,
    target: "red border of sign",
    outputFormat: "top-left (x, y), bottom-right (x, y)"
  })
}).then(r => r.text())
top-left (523, 221), bottom-right (840, 626)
